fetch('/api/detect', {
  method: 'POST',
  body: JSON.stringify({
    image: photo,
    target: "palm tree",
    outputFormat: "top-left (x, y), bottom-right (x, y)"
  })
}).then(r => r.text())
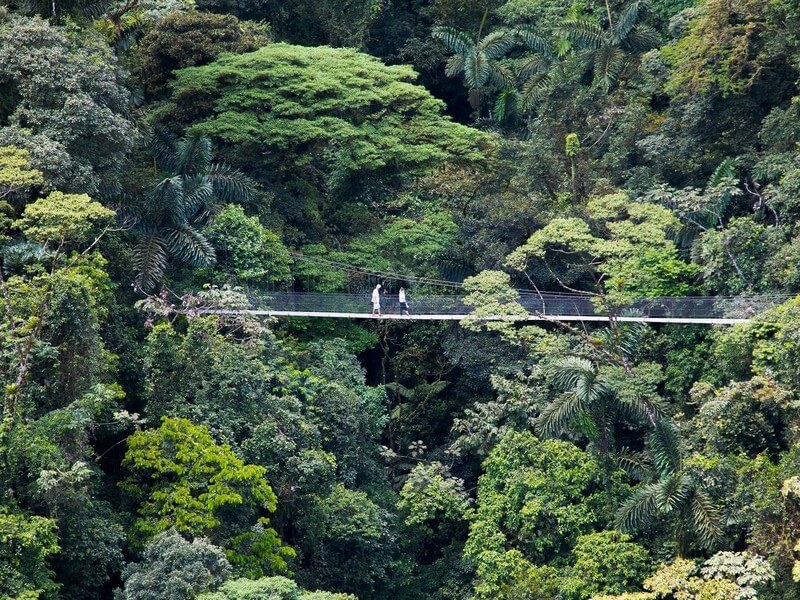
top-left (538, 322), bottom-right (664, 455)
top-left (616, 420), bottom-right (723, 554)
top-left (560, 0), bottom-right (659, 91)
top-left (129, 131), bottom-right (254, 291)
top-left (433, 10), bottom-right (516, 120)
top-left (514, 25), bottom-right (563, 111)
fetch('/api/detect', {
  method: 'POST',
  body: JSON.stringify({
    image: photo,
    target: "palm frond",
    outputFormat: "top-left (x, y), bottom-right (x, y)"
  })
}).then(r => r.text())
top-left (520, 72), bottom-right (557, 110)
top-left (163, 225), bottom-right (216, 268)
top-left (615, 0), bottom-right (649, 44)
top-left (151, 127), bottom-right (178, 173)
top-left (519, 54), bottom-right (555, 80)
top-left (536, 391), bottom-right (586, 438)
top-left (708, 157), bottom-right (738, 188)
top-left (432, 26), bottom-right (474, 56)
top-left (649, 419), bottom-right (682, 476)
top-left (488, 64), bottom-right (516, 89)
top-left (150, 176), bottom-right (185, 224)
top-left (624, 24), bottom-right (660, 52)
top-left (656, 473), bottom-right (692, 513)
top-left (690, 488), bottom-right (724, 548)
top-left (615, 481), bottom-right (662, 532)
top-left (175, 134), bottom-right (212, 176)
top-left (493, 88), bottom-right (518, 122)
top-left (515, 26), bottom-right (555, 58)
top-left (133, 233), bottom-right (169, 291)
top-left (560, 18), bottom-right (603, 49)
top-left (1, 241), bottom-right (51, 271)
top-left (182, 177), bottom-right (215, 222)
top-left (551, 357), bottom-right (597, 392)
top-left (480, 30), bottom-right (516, 60)
top-left (445, 54), bottom-right (467, 78)
top-left (205, 163), bottom-right (254, 204)
top-left (593, 45), bottom-right (627, 91)
top-left (617, 448), bottom-right (652, 481)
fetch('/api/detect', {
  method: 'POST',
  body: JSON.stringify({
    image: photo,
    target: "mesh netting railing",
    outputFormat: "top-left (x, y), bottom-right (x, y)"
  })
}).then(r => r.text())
top-left (230, 291), bottom-right (793, 320)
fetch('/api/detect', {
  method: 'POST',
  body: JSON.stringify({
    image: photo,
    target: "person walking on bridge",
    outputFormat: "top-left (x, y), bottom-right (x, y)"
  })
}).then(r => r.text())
top-left (399, 287), bottom-right (409, 316)
top-left (372, 284), bottom-right (382, 316)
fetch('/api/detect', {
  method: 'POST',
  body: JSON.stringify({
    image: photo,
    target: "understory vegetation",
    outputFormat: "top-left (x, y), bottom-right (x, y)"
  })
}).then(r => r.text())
top-left (2, 0), bottom-right (800, 598)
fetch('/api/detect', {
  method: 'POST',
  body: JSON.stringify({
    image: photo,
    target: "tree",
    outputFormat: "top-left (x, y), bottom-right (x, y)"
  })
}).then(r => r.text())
top-left (539, 353), bottom-right (665, 457)
top-left (559, 531), bottom-right (652, 599)
top-left (432, 16), bottom-right (515, 120)
top-left (0, 146), bottom-right (43, 202)
top-left (128, 131), bottom-right (254, 291)
top-left (465, 430), bottom-right (621, 598)
top-left (560, 0), bottom-right (659, 91)
top-left (616, 420), bottom-right (724, 554)
top-left (0, 505), bottom-right (60, 599)
top-left (295, 484), bottom-right (394, 596)
top-left (163, 43), bottom-right (491, 208)
top-left (118, 530), bottom-right (231, 600)
top-left (198, 576), bottom-right (356, 599)
top-left (204, 205), bottom-right (292, 286)
top-left (120, 416), bottom-right (290, 574)
top-left (505, 193), bottom-right (698, 306)
top-left (0, 16), bottom-right (136, 194)
top-left (136, 11), bottom-right (271, 98)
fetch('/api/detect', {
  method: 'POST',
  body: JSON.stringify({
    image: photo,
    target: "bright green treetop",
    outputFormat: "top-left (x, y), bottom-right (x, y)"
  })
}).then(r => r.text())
top-left (121, 417), bottom-right (279, 545)
top-left (165, 43), bottom-right (492, 193)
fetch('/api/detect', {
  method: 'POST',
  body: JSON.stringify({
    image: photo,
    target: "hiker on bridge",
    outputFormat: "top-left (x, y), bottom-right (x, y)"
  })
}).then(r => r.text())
top-left (372, 284), bottom-right (382, 316)
top-left (399, 287), bottom-right (409, 315)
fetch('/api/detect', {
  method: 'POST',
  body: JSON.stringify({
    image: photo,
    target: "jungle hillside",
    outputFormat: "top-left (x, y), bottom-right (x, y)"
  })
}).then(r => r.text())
top-left (1, 0), bottom-right (800, 598)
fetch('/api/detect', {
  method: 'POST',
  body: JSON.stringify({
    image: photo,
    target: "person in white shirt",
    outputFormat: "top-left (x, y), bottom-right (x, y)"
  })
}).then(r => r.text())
top-left (372, 284), bottom-right (382, 316)
top-left (399, 287), bottom-right (409, 315)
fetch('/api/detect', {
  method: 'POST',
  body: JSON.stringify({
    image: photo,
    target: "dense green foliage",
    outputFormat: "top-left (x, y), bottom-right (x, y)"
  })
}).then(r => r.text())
top-left (2, 0), bottom-right (800, 598)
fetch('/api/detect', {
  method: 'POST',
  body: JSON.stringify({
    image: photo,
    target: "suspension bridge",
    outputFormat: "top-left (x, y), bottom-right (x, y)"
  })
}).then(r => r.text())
top-left (193, 254), bottom-right (793, 325)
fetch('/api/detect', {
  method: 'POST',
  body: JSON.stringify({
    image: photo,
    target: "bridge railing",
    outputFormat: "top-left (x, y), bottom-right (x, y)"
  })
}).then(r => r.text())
top-left (237, 291), bottom-right (793, 320)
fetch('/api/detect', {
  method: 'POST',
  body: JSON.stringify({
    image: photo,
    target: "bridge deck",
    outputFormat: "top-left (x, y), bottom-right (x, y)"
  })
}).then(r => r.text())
top-left (220, 310), bottom-right (750, 325)
top-left (195, 291), bottom-right (791, 325)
